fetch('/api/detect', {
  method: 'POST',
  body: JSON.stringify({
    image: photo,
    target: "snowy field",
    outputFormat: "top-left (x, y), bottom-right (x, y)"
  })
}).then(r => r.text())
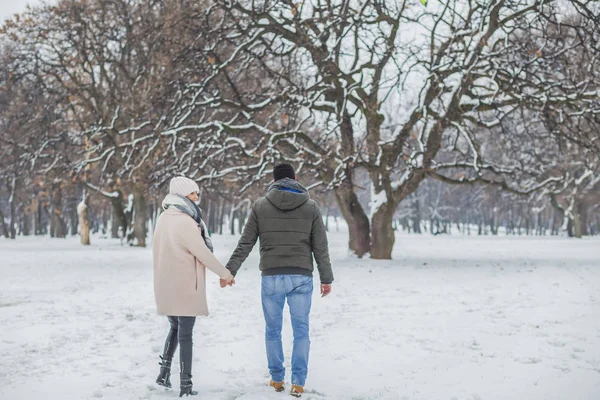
top-left (1, 231), bottom-right (599, 400)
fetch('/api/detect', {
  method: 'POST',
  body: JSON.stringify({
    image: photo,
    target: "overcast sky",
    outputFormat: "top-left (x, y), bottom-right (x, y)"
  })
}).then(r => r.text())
top-left (0, 1), bottom-right (41, 22)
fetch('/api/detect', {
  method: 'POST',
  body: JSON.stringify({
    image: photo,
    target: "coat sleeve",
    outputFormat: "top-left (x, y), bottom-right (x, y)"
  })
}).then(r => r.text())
top-left (226, 207), bottom-right (259, 276)
top-left (311, 203), bottom-right (334, 284)
top-left (181, 219), bottom-right (233, 280)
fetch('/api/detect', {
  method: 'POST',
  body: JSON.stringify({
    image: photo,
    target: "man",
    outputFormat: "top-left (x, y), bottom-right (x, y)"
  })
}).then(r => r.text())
top-left (224, 163), bottom-right (333, 398)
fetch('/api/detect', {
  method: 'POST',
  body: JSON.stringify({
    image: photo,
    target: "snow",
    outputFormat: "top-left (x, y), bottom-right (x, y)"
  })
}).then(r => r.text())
top-left (1, 232), bottom-right (600, 400)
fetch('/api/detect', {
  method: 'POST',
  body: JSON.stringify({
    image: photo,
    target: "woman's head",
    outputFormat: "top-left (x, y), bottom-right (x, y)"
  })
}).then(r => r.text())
top-left (169, 176), bottom-right (200, 201)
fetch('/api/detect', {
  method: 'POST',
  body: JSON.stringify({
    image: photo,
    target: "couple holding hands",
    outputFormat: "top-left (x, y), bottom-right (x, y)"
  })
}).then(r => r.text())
top-left (152, 164), bottom-right (334, 398)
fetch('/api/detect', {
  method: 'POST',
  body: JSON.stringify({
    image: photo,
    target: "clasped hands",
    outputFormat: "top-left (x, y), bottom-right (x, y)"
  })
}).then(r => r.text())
top-left (220, 276), bottom-right (235, 288)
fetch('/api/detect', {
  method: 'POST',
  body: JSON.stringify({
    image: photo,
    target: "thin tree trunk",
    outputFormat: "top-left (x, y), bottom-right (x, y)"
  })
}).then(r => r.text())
top-left (467, 213), bottom-right (471, 235)
top-left (218, 198), bottom-right (225, 235)
top-left (22, 204), bottom-right (31, 236)
top-left (0, 210), bottom-right (8, 238)
top-left (78, 195), bottom-right (91, 246)
top-left (34, 199), bottom-right (43, 235)
top-left (230, 205), bottom-right (236, 235)
top-left (131, 183), bottom-right (147, 247)
top-left (8, 176), bottom-right (17, 239)
top-left (70, 202), bottom-right (79, 236)
top-left (50, 181), bottom-right (67, 238)
top-left (412, 198), bottom-right (422, 234)
top-left (238, 207), bottom-right (246, 235)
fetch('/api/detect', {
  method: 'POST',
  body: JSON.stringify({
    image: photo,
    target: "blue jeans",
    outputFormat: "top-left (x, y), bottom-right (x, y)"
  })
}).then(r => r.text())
top-left (261, 275), bottom-right (313, 387)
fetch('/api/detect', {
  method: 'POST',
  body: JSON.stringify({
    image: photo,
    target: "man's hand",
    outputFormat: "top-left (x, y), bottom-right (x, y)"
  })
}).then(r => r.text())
top-left (220, 276), bottom-right (235, 288)
top-left (320, 284), bottom-right (332, 297)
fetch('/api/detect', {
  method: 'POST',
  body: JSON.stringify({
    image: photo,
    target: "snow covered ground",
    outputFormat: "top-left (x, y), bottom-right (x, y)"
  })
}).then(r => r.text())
top-left (1, 231), bottom-right (599, 400)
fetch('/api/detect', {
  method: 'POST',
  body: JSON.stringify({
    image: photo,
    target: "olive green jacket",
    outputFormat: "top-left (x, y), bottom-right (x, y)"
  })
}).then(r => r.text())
top-left (226, 181), bottom-right (333, 284)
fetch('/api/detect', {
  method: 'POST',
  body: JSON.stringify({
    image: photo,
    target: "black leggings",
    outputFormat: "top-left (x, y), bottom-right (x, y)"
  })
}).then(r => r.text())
top-left (163, 316), bottom-right (196, 375)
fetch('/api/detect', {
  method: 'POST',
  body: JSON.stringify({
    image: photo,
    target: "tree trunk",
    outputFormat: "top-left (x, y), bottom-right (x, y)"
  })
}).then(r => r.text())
top-left (9, 201), bottom-right (17, 239)
top-left (334, 183), bottom-right (370, 257)
top-left (467, 213), bottom-right (471, 235)
top-left (370, 200), bottom-right (398, 260)
top-left (238, 206), bottom-right (246, 234)
top-left (50, 182), bottom-right (67, 238)
top-left (567, 217), bottom-right (574, 237)
top-left (0, 210), bottom-right (8, 238)
top-left (70, 202), bottom-right (79, 236)
top-left (110, 190), bottom-right (127, 239)
top-left (131, 183), bottom-right (147, 247)
top-left (22, 206), bottom-right (31, 236)
top-left (78, 196), bottom-right (91, 246)
top-left (572, 213), bottom-right (583, 238)
top-left (102, 206), bottom-right (109, 235)
top-left (230, 206), bottom-right (236, 235)
top-left (34, 199), bottom-right (43, 235)
top-left (572, 202), bottom-right (588, 238)
top-left (412, 198), bottom-right (422, 233)
top-left (218, 198), bottom-right (225, 235)
top-left (8, 176), bottom-right (17, 239)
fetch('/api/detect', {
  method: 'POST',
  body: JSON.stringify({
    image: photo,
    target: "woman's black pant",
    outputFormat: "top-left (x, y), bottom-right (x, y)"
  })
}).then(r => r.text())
top-left (162, 316), bottom-right (196, 375)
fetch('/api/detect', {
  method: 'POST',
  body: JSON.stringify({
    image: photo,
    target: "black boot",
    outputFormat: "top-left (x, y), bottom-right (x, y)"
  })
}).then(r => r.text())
top-left (179, 373), bottom-right (198, 397)
top-left (157, 320), bottom-right (178, 389)
top-left (177, 317), bottom-right (197, 397)
top-left (156, 355), bottom-right (173, 388)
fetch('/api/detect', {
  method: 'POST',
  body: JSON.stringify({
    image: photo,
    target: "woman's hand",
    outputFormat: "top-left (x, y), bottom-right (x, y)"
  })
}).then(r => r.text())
top-left (220, 275), bottom-right (235, 288)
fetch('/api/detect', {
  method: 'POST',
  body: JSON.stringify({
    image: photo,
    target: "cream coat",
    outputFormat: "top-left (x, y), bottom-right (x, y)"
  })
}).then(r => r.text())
top-left (153, 208), bottom-right (233, 316)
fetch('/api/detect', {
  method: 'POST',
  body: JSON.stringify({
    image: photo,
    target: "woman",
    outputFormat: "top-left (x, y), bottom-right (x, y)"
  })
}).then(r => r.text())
top-left (153, 176), bottom-right (234, 397)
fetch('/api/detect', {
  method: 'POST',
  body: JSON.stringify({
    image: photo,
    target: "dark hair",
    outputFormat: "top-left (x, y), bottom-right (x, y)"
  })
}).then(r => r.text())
top-left (273, 163), bottom-right (295, 181)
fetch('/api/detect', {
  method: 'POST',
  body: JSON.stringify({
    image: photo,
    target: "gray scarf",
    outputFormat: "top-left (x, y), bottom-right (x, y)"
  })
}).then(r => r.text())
top-left (162, 194), bottom-right (214, 252)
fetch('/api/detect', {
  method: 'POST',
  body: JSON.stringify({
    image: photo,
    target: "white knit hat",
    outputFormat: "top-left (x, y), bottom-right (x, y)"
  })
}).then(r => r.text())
top-left (169, 176), bottom-right (200, 197)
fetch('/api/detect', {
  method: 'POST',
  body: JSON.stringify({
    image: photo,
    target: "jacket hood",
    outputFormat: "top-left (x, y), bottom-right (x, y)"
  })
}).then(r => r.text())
top-left (266, 178), bottom-right (310, 211)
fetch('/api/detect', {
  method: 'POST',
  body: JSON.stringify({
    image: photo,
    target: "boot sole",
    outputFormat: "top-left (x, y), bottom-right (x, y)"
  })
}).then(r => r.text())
top-left (156, 381), bottom-right (172, 389)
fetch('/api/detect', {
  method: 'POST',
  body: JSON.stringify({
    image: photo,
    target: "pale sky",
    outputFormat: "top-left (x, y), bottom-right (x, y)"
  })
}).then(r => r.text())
top-left (0, 0), bottom-right (41, 22)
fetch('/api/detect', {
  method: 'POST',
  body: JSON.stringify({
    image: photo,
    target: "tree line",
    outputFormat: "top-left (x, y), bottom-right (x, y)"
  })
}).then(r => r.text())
top-left (0, 0), bottom-right (598, 257)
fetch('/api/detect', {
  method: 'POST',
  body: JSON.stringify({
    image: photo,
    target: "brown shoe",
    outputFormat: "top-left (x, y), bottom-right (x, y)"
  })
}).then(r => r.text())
top-left (290, 385), bottom-right (304, 397)
top-left (270, 380), bottom-right (285, 392)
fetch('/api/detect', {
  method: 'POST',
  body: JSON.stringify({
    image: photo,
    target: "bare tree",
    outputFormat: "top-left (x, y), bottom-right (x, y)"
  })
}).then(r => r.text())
top-left (146, 0), bottom-right (599, 258)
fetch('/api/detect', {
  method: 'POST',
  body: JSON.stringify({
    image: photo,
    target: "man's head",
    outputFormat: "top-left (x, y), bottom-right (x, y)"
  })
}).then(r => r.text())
top-left (273, 163), bottom-right (296, 181)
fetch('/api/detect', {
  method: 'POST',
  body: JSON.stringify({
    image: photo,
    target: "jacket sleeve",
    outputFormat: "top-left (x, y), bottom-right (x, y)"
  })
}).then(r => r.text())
top-left (182, 219), bottom-right (233, 280)
top-left (226, 207), bottom-right (259, 276)
top-left (311, 204), bottom-right (334, 284)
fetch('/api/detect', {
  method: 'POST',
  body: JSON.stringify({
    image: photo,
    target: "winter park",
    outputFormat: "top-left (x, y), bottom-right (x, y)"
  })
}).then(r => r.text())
top-left (1, 1), bottom-right (600, 400)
